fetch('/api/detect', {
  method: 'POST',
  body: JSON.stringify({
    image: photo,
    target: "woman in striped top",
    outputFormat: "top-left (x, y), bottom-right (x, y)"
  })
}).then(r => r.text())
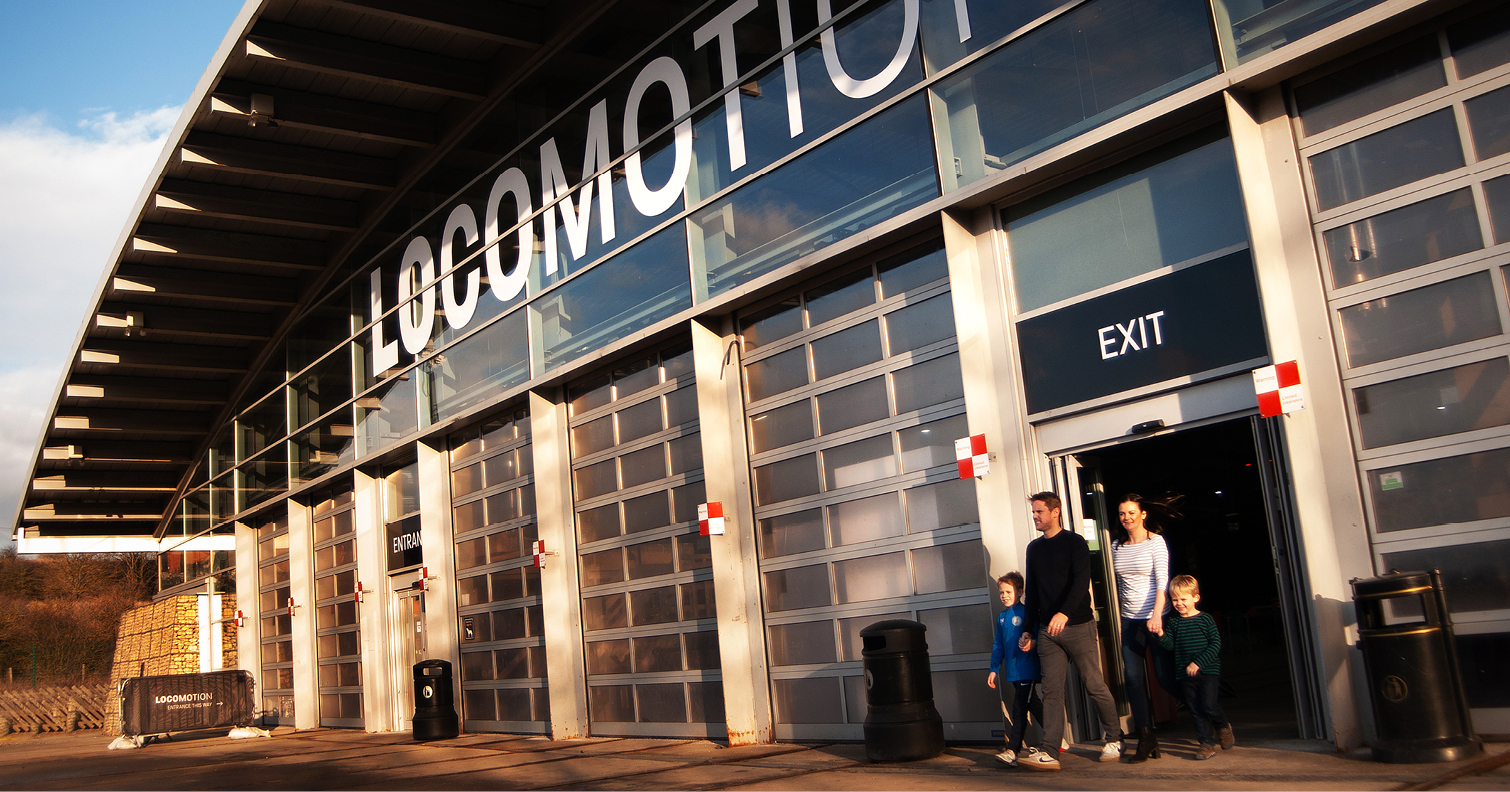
top-left (1111, 493), bottom-right (1178, 763)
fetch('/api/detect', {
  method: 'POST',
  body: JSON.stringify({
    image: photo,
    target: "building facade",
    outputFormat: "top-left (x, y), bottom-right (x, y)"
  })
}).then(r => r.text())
top-left (16, 0), bottom-right (1510, 748)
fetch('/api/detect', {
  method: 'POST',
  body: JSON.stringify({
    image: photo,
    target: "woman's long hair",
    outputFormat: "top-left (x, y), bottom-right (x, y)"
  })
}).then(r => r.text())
top-left (1113, 492), bottom-right (1183, 544)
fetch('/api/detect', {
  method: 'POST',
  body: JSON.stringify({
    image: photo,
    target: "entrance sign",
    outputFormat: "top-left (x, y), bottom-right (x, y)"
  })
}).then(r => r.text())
top-left (1253, 360), bottom-right (1303, 417)
top-left (1016, 251), bottom-right (1268, 414)
top-left (386, 515), bottom-right (422, 572)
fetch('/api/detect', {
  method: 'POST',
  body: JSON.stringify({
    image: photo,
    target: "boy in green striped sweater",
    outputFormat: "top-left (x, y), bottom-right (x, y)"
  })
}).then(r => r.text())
top-left (1157, 575), bottom-right (1234, 759)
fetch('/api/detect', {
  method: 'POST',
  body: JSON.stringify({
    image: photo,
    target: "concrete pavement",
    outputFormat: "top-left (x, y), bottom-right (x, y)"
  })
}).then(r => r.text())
top-left (0, 727), bottom-right (1505, 790)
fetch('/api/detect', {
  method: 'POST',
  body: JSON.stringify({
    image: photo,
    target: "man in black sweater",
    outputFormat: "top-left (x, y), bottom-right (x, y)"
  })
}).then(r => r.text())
top-left (1017, 491), bottom-right (1123, 770)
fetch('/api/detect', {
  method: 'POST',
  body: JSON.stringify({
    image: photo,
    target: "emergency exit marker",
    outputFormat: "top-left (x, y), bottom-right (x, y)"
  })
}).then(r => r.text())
top-left (698, 502), bottom-right (725, 536)
top-left (955, 434), bottom-right (988, 479)
top-left (1253, 361), bottom-right (1303, 417)
top-left (531, 540), bottom-right (555, 568)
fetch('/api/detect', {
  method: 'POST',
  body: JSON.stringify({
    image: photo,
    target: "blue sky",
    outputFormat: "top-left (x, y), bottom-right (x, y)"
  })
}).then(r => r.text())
top-left (0, 1), bottom-right (245, 546)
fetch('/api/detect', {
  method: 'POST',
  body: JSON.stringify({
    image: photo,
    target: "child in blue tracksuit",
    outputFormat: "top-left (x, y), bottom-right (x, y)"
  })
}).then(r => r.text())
top-left (988, 571), bottom-right (1042, 766)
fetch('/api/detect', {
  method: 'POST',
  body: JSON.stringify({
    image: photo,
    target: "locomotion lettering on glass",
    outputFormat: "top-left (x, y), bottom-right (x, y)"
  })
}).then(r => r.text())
top-left (364, 0), bottom-right (964, 380)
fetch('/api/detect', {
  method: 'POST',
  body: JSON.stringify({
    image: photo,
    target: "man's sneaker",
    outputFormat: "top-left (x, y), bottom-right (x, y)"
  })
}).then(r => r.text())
top-left (1020, 747), bottom-right (1061, 771)
top-left (1217, 725), bottom-right (1236, 750)
top-left (995, 749), bottom-right (1017, 766)
top-left (1195, 743), bottom-right (1217, 760)
top-left (1099, 740), bottom-right (1123, 762)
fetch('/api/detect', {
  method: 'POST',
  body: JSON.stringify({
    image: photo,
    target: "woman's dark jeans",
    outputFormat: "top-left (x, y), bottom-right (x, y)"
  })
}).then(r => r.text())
top-left (1121, 617), bottom-right (1177, 729)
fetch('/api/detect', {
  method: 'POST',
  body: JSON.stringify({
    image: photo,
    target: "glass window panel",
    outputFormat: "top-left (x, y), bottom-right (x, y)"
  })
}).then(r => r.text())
top-left (291, 352), bottom-right (353, 433)
top-left (463, 689), bottom-right (496, 721)
top-left (356, 374), bottom-right (417, 458)
top-left (893, 353), bottom-right (964, 414)
top-left (292, 413), bottom-right (357, 485)
top-left (764, 563), bottom-right (832, 612)
top-left (823, 435), bottom-right (897, 490)
top-left (811, 320), bottom-right (883, 381)
top-left (828, 493), bottom-right (905, 547)
top-left (574, 459), bottom-right (618, 499)
top-left (451, 465), bottom-right (484, 498)
top-left (573, 416), bottom-right (615, 457)
top-left (696, 97), bottom-right (938, 298)
top-left (834, 552), bottom-right (910, 604)
top-left (919, 0), bottom-right (1060, 74)
top-left (1381, 538), bottom-right (1510, 613)
top-left (759, 509), bottom-right (826, 558)
top-left (1007, 135), bottom-right (1246, 311)
top-left (806, 270), bottom-right (876, 328)
top-left (460, 613), bottom-right (492, 644)
top-left (746, 346), bottom-right (810, 403)
top-left (913, 541), bottom-right (987, 595)
top-left (773, 677), bottom-right (843, 724)
top-left (676, 533), bottom-right (712, 571)
top-left (636, 683), bottom-right (688, 723)
top-left (1486, 175), bottom-right (1510, 244)
top-left (495, 647), bottom-right (530, 680)
top-left (623, 491), bottom-right (670, 534)
top-left (620, 444), bottom-right (667, 489)
top-left (484, 452), bottom-right (520, 485)
top-left (587, 639), bottom-right (632, 675)
top-left (879, 240), bottom-right (948, 298)
top-left (581, 548), bottom-right (624, 587)
top-left (1367, 447), bottom-right (1510, 533)
top-left (662, 346), bottom-right (694, 382)
top-left (453, 500), bottom-right (486, 533)
top-left (1458, 632), bottom-right (1510, 708)
top-left (489, 528), bottom-right (522, 561)
top-left (537, 226), bottom-right (692, 372)
top-left (493, 607), bottom-right (527, 640)
top-left (498, 688), bottom-right (532, 721)
top-left (457, 575), bottom-right (488, 607)
top-left (680, 579), bottom-right (717, 620)
top-left (750, 400), bottom-right (815, 454)
top-left (741, 299), bottom-right (804, 351)
top-left (843, 675), bottom-right (867, 724)
top-left (421, 310), bottom-right (529, 426)
top-left (906, 478), bottom-right (981, 533)
top-left (885, 296), bottom-right (955, 356)
top-left (1294, 37), bottom-right (1446, 137)
top-left (617, 398), bottom-right (664, 444)
top-left (685, 630), bottom-right (722, 671)
top-left (1449, 4), bottom-right (1510, 79)
top-left (626, 538), bottom-right (675, 580)
top-left (1355, 357), bottom-right (1510, 448)
top-left (839, 611), bottom-right (910, 661)
top-left (754, 453), bottom-right (821, 505)
top-left (1467, 85), bottom-right (1510, 162)
top-left (1310, 110), bottom-right (1466, 211)
top-left (817, 377), bottom-right (889, 435)
top-left (582, 593), bottom-right (628, 631)
top-left (633, 634), bottom-right (684, 673)
top-left (589, 685), bottom-right (635, 722)
top-left (668, 433), bottom-right (702, 475)
top-left (630, 586), bottom-right (679, 626)
top-left (935, 0), bottom-right (1217, 192)
top-left (461, 651), bottom-right (493, 681)
top-left (931, 668), bottom-right (1002, 722)
top-left (671, 480), bottom-right (706, 524)
top-left (665, 386), bottom-right (698, 428)
top-left (526, 602), bottom-right (544, 635)
top-left (1341, 273), bottom-right (1501, 367)
top-left (614, 357), bottom-right (661, 400)
top-left (570, 376), bottom-right (612, 416)
top-left (1324, 189), bottom-right (1483, 287)
top-left (1215, 0), bottom-right (1387, 64)
top-left (900, 414), bottom-right (970, 472)
top-left (491, 567), bottom-right (525, 601)
top-left (579, 503), bottom-right (621, 543)
top-left (769, 620), bottom-right (839, 666)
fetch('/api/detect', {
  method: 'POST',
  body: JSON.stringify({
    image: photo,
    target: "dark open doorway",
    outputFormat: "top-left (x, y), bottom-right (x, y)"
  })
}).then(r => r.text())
top-left (1079, 418), bottom-right (1300, 741)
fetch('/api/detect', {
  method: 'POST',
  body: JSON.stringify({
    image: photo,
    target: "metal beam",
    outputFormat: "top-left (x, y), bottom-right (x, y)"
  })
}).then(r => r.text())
top-left (154, 178), bottom-right (362, 232)
top-left (64, 375), bottom-right (230, 406)
top-left (111, 263), bottom-right (302, 308)
top-left (78, 340), bottom-right (250, 373)
top-left (178, 131), bottom-right (396, 191)
top-left (95, 301), bottom-right (277, 341)
top-left (32, 471), bottom-right (181, 492)
top-left (209, 83), bottom-right (437, 149)
top-left (133, 221), bottom-right (328, 270)
top-left (21, 502), bottom-right (165, 520)
top-left (38, 440), bottom-right (193, 465)
top-left (245, 21), bottom-right (488, 100)
top-left (51, 407), bottom-right (211, 436)
top-left (301, 0), bottom-right (546, 50)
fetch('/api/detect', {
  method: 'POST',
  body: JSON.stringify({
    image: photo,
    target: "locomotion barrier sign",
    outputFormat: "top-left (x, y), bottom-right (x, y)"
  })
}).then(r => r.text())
top-left (119, 671), bottom-right (255, 737)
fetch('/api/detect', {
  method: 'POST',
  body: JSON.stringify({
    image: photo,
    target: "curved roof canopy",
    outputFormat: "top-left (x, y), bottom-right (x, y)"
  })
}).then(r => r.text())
top-left (13, 0), bottom-right (660, 544)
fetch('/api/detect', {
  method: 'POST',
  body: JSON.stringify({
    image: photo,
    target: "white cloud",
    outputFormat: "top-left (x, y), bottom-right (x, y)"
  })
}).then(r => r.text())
top-left (0, 107), bottom-right (179, 540)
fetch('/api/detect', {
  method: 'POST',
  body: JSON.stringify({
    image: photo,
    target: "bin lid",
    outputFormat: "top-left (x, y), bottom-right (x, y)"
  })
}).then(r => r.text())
top-left (414, 659), bottom-right (451, 671)
top-left (859, 619), bottom-right (928, 655)
top-left (1352, 570), bottom-right (1435, 599)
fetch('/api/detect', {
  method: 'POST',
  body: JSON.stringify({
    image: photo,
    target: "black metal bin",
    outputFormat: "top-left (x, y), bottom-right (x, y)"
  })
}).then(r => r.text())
top-left (412, 659), bottom-right (459, 741)
top-left (859, 619), bottom-right (944, 762)
top-left (1351, 569), bottom-right (1481, 763)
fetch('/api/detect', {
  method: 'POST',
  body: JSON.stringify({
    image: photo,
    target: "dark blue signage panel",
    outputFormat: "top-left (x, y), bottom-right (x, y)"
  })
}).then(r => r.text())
top-left (387, 515), bottom-right (423, 572)
top-left (1016, 251), bottom-right (1268, 414)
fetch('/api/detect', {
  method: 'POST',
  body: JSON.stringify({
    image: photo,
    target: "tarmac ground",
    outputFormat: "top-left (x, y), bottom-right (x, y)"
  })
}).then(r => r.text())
top-left (0, 727), bottom-right (1506, 791)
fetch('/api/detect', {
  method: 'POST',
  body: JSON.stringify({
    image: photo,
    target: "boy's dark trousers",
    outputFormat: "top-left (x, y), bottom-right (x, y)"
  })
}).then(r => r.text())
top-left (1001, 680), bottom-right (1042, 752)
top-left (1180, 673), bottom-right (1229, 746)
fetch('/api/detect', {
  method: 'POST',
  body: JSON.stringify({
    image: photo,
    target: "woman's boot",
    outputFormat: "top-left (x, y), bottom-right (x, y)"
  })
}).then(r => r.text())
top-left (1126, 727), bottom-right (1160, 763)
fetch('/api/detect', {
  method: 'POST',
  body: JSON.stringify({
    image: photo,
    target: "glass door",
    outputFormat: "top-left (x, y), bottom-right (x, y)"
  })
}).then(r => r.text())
top-left (394, 589), bottom-right (426, 730)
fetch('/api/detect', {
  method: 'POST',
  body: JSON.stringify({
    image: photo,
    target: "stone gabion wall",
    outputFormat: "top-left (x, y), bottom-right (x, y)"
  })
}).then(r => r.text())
top-left (103, 597), bottom-right (201, 735)
top-left (220, 593), bottom-right (238, 669)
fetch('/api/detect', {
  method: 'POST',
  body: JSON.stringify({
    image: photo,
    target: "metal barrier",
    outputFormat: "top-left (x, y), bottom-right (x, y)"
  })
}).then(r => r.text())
top-left (119, 671), bottom-right (255, 737)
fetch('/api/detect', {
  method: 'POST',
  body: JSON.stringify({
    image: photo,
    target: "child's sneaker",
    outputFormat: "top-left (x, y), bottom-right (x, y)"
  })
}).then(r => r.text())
top-left (995, 749), bottom-right (1017, 766)
top-left (1218, 725), bottom-right (1235, 750)
top-left (1195, 743), bottom-right (1217, 760)
top-left (1020, 747), bottom-right (1061, 771)
top-left (1099, 740), bottom-right (1122, 762)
